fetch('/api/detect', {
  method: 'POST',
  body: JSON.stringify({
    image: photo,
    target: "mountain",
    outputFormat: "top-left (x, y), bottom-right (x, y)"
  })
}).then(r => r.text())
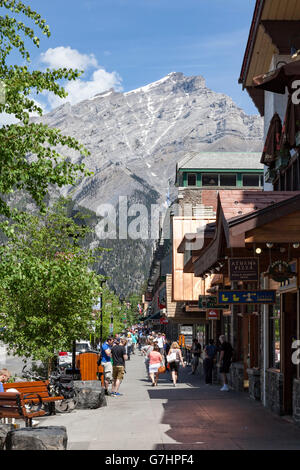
top-left (33, 72), bottom-right (264, 295)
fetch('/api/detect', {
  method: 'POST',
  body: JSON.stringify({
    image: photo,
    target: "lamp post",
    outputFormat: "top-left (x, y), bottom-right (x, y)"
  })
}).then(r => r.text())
top-left (119, 294), bottom-right (126, 329)
top-left (99, 279), bottom-right (107, 346)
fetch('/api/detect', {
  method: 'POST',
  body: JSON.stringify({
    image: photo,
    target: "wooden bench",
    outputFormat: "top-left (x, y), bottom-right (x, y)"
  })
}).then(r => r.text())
top-left (4, 381), bottom-right (64, 415)
top-left (0, 391), bottom-right (46, 427)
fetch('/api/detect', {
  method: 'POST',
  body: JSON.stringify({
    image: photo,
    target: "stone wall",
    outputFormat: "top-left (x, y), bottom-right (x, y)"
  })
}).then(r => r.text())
top-left (247, 368), bottom-right (261, 401)
top-left (293, 379), bottom-right (300, 426)
top-left (229, 362), bottom-right (244, 392)
top-left (265, 369), bottom-right (284, 415)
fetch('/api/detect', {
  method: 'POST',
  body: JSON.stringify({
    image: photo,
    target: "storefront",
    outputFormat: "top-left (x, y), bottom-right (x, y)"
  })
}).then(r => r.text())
top-left (191, 190), bottom-right (300, 422)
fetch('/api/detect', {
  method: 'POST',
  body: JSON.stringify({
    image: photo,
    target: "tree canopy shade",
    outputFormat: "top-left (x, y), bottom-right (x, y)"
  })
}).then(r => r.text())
top-left (0, 199), bottom-right (104, 367)
top-left (0, 0), bottom-right (91, 217)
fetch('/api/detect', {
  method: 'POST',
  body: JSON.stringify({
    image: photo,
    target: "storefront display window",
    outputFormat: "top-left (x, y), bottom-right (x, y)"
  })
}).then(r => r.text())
top-left (269, 296), bottom-right (281, 369)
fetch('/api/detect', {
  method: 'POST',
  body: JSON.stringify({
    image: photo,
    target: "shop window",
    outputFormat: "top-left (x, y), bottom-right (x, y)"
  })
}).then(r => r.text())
top-left (220, 174), bottom-right (237, 187)
top-left (202, 174), bottom-right (219, 186)
top-left (269, 296), bottom-right (281, 369)
top-left (242, 174), bottom-right (260, 187)
top-left (187, 173), bottom-right (197, 186)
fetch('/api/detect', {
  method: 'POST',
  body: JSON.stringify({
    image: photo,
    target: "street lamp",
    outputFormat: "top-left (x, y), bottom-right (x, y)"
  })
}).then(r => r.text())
top-left (99, 279), bottom-right (107, 346)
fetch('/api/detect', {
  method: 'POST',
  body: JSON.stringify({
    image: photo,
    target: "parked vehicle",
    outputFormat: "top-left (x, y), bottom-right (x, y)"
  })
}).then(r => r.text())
top-left (58, 340), bottom-right (92, 366)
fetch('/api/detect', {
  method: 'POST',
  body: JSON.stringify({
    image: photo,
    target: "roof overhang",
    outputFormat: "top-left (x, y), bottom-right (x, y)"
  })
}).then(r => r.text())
top-left (239, 0), bottom-right (300, 115)
top-left (193, 192), bottom-right (300, 277)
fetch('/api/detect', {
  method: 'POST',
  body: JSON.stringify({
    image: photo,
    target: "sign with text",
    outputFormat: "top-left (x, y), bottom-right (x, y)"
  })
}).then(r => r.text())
top-left (198, 295), bottom-right (229, 310)
top-left (206, 309), bottom-right (221, 320)
top-left (180, 325), bottom-right (193, 335)
top-left (229, 258), bottom-right (259, 281)
top-left (218, 290), bottom-right (276, 305)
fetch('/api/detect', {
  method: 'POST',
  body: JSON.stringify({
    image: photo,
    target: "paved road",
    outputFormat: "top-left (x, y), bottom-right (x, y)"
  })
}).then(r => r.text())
top-left (37, 351), bottom-right (300, 450)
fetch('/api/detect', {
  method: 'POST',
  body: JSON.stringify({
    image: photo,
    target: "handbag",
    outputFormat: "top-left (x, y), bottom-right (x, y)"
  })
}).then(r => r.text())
top-left (158, 365), bottom-right (166, 374)
top-left (167, 351), bottom-right (177, 363)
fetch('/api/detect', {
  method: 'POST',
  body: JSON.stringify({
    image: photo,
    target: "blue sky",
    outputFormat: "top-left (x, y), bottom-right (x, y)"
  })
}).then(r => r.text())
top-left (14, 0), bottom-right (257, 114)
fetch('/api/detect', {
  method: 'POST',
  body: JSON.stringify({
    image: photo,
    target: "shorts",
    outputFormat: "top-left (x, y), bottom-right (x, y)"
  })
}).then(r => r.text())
top-left (113, 365), bottom-right (125, 381)
top-left (102, 362), bottom-right (113, 383)
top-left (169, 361), bottom-right (179, 373)
top-left (149, 364), bottom-right (160, 374)
top-left (220, 361), bottom-right (231, 374)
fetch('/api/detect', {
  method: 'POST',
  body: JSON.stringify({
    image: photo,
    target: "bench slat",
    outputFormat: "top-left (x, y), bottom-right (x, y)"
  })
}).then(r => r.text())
top-left (3, 381), bottom-right (64, 404)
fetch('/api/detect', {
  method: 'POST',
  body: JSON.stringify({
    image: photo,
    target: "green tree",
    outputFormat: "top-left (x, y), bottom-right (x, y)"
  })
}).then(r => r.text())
top-left (126, 292), bottom-right (143, 327)
top-left (0, 199), bottom-right (104, 374)
top-left (0, 0), bottom-right (91, 217)
top-left (94, 286), bottom-right (124, 342)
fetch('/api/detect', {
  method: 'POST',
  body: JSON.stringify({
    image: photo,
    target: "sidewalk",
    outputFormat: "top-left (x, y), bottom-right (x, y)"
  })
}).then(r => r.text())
top-left (40, 353), bottom-right (300, 450)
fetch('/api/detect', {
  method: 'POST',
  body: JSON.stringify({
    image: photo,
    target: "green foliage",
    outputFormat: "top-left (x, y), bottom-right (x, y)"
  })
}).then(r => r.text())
top-left (0, 0), bottom-right (91, 217)
top-left (0, 199), bottom-right (105, 366)
top-left (93, 285), bottom-right (124, 343)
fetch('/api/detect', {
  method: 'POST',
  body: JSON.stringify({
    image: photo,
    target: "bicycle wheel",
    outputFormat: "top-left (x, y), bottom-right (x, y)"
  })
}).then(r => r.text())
top-left (71, 389), bottom-right (79, 408)
top-left (55, 400), bottom-right (69, 413)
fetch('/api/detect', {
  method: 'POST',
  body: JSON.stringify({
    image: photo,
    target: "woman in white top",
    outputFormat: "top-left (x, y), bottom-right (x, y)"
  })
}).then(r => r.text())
top-left (167, 342), bottom-right (185, 387)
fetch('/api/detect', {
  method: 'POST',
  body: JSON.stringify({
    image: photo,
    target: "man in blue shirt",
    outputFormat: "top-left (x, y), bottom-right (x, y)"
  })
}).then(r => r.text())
top-left (100, 337), bottom-right (114, 396)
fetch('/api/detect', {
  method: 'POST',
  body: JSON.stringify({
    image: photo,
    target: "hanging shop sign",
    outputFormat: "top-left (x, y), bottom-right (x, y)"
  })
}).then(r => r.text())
top-left (198, 295), bottom-right (229, 309)
top-left (160, 318), bottom-right (168, 325)
top-left (206, 309), bottom-right (221, 320)
top-left (218, 290), bottom-right (276, 305)
top-left (266, 260), bottom-right (296, 283)
top-left (229, 258), bottom-right (259, 281)
top-left (180, 325), bottom-right (193, 335)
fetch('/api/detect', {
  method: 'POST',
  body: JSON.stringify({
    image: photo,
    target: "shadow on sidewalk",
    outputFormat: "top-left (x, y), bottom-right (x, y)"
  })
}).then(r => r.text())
top-left (146, 376), bottom-right (300, 450)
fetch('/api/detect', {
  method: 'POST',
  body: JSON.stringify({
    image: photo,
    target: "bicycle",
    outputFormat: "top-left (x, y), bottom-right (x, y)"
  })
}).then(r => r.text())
top-left (48, 369), bottom-right (79, 413)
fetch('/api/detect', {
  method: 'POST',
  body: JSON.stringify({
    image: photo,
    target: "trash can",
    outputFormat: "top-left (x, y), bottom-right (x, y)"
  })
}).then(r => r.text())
top-left (76, 352), bottom-right (100, 381)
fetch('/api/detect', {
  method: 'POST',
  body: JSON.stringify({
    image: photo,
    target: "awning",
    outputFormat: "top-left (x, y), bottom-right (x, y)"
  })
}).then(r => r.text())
top-left (143, 311), bottom-right (161, 323)
top-left (280, 94), bottom-right (300, 149)
top-left (253, 59), bottom-right (300, 94)
top-left (261, 113), bottom-right (282, 165)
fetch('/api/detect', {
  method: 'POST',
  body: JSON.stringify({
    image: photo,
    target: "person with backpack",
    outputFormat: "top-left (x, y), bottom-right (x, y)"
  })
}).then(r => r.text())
top-left (218, 335), bottom-right (233, 391)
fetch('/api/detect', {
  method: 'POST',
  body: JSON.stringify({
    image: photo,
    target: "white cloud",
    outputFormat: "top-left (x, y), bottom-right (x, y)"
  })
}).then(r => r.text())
top-left (47, 68), bottom-right (122, 108)
top-left (40, 46), bottom-right (99, 70)
top-left (40, 46), bottom-right (123, 109)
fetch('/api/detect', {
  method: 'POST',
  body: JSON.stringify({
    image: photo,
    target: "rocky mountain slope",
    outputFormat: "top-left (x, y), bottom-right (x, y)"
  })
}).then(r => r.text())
top-left (33, 72), bottom-right (263, 294)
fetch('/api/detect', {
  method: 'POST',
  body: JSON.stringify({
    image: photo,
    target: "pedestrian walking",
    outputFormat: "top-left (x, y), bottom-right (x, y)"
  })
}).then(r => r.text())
top-left (167, 342), bottom-right (185, 387)
top-left (218, 335), bottom-right (233, 391)
top-left (99, 336), bottom-right (114, 396)
top-left (127, 332), bottom-right (133, 359)
top-left (148, 343), bottom-right (163, 387)
top-left (131, 331), bottom-right (137, 354)
top-left (190, 339), bottom-right (201, 375)
top-left (185, 345), bottom-right (192, 366)
top-left (156, 332), bottom-right (165, 358)
top-left (142, 339), bottom-right (154, 377)
top-left (111, 338), bottom-right (128, 397)
top-left (203, 339), bottom-right (217, 384)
